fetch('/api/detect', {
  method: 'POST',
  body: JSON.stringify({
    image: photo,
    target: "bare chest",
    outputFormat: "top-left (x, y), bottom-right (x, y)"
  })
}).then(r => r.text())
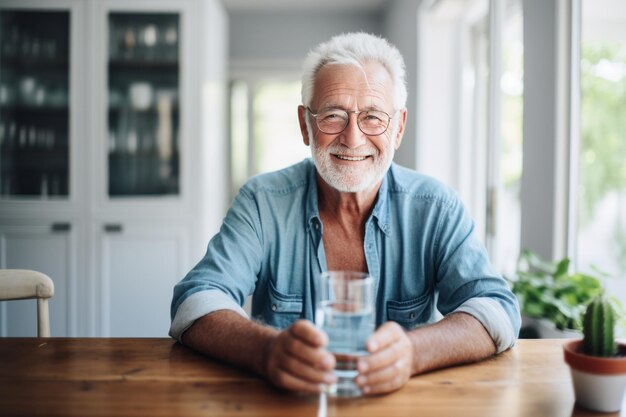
top-left (321, 222), bottom-right (367, 273)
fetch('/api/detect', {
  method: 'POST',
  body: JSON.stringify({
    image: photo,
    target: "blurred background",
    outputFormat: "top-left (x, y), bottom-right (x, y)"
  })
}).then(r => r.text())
top-left (0, 0), bottom-right (624, 338)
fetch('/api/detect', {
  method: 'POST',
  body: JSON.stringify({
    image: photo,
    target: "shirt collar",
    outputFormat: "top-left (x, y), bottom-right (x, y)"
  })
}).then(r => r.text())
top-left (372, 166), bottom-right (392, 236)
top-left (305, 159), bottom-right (393, 237)
top-left (305, 160), bottom-right (321, 230)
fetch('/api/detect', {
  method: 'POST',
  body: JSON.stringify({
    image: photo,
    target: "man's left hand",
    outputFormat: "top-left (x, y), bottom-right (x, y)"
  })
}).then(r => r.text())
top-left (356, 321), bottom-right (414, 395)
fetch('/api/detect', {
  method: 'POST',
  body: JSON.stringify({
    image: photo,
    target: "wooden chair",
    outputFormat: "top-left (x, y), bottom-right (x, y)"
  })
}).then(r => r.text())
top-left (0, 269), bottom-right (55, 337)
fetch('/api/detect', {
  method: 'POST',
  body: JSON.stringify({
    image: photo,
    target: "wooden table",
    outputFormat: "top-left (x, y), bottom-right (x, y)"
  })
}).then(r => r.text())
top-left (0, 338), bottom-right (623, 417)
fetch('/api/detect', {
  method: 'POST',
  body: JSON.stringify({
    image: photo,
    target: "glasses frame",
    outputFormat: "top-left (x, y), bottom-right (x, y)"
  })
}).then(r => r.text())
top-left (305, 107), bottom-right (393, 136)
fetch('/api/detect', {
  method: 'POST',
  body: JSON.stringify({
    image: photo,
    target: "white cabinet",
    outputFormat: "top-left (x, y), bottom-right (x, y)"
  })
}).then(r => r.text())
top-left (0, 222), bottom-right (80, 336)
top-left (0, 0), bottom-right (228, 337)
top-left (94, 221), bottom-right (189, 337)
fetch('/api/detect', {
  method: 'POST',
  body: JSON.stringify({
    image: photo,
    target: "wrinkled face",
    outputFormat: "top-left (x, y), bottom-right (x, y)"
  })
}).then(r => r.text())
top-left (300, 61), bottom-right (405, 193)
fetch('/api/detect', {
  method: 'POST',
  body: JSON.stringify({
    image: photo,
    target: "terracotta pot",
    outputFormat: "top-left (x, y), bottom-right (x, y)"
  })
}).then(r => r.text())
top-left (563, 340), bottom-right (626, 412)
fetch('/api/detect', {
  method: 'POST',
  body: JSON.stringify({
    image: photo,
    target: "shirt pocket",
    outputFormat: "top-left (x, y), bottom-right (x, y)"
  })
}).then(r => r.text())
top-left (265, 279), bottom-right (304, 329)
top-left (386, 293), bottom-right (430, 330)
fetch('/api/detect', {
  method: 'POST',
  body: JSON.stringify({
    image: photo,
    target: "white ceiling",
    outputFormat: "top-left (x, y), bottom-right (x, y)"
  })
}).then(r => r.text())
top-left (221, 0), bottom-right (389, 12)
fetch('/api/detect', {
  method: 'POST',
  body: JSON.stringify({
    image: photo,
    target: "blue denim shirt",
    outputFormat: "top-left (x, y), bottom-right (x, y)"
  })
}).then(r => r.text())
top-left (170, 159), bottom-right (520, 352)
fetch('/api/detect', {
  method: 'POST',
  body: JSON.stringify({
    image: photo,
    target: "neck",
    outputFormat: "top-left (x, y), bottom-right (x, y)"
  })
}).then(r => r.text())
top-left (316, 173), bottom-right (381, 226)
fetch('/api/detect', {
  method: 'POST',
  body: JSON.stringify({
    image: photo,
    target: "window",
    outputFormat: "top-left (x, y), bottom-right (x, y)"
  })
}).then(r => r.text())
top-left (229, 79), bottom-right (309, 196)
top-left (419, 0), bottom-right (625, 333)
top-left (576, 0), bottom-right (626, 301)
top-left (419, 0), bottom-right (523, 277)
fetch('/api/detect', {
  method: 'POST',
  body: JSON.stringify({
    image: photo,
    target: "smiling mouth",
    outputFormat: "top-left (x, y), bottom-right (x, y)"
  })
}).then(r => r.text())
top-left (333, 154), bottom-right (370, 161)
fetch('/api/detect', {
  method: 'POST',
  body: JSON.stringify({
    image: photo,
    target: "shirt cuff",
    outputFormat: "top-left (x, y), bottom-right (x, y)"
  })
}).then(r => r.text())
top-left (169, 289), bottom-right (249, 342)
top-left (454, 297), bottom-right (517, 353)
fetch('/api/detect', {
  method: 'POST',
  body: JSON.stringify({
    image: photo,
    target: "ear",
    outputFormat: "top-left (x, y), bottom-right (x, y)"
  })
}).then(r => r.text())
top-left (298, 105), bottom-right (311, 146)
top-left (393, 109), bottom-right (407, 150)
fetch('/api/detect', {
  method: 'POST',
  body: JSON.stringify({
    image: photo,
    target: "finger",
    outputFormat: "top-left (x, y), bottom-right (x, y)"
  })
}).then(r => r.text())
top-left (358, 341), bottom-right (400, 374)
top-left (270, 366), bottom-right (326, 393)
top-left (278, 352), bottom-right (337, 385)
top-left (365, 321), bottom-right (404, 353)
top-left (282, 336), bottom-right (335, 370)
top-left (357, 355), bottom-right (407, 386)
top-left (360, 371), bottom-right (407, 395)
top-left (289, 320), bottom-right (328, 347)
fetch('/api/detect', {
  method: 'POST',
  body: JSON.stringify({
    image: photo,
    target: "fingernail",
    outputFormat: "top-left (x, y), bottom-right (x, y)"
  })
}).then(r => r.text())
top-left (356, 375), bottom-right (366, 385)
top-left (323, 356), bottom-right (333, 368)
top-left (362, 386), bottom-right (371, 394)
top-left (368, 341), bottom-right (378, 351)
top-left (358, 360), bottom-right (368, 372)
top-left (325, 373), bottom-right (337, 383)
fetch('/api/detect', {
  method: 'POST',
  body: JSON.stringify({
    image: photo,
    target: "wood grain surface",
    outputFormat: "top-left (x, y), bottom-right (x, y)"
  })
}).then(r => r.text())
top-left (0, 338), bottom-right (623, 417)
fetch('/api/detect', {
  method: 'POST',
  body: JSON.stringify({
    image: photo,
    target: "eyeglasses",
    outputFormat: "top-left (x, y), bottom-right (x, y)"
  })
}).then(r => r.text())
top-left (306, 107), bottom-right (393, 136)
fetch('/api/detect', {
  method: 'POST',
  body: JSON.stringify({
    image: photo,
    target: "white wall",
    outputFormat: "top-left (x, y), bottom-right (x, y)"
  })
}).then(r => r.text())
top-left (383, 0), bottom-right (420, 170)
top-left (521, 0), bottom-right (569, 261)
top-left (200, 0), bottom-right (230, 257)
top-left (229, 11), bottom-right (382, 70)
top-left (415, 9), bottom-right (458, 186)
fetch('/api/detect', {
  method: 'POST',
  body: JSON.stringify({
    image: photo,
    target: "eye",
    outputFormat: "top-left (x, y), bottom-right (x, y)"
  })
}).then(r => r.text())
top-left (319, 109), bottom-right (347, 122)
top-left (362, 111), bottom-right (386, 123)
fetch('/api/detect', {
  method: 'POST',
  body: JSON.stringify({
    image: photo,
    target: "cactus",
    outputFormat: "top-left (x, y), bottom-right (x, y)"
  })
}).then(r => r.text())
top-left (582, 294), bottom-right (618, 357)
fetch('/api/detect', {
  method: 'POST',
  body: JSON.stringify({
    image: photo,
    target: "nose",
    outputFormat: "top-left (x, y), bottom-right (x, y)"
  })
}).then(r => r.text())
top-left (338, 112), bottom-right (367, 149)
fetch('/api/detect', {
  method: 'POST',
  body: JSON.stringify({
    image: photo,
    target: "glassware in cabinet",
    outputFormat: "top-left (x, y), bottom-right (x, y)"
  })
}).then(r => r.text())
top-left (107, 12), bottom-right (180, 197)
top-left (0, 10), bottom-right (70, 198)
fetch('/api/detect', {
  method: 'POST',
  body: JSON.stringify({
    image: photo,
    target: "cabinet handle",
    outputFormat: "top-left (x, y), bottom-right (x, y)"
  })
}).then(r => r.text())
top-left (51, 222), bottom-right (71, 232)
top-left (104, 224), bottom-right (123, 233)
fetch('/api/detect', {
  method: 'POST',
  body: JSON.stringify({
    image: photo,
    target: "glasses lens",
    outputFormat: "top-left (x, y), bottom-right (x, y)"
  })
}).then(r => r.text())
top-left (357, 110), bottom-right (389, 135)
top-left (316, 109), bottom-right (348, 134)
top-left (312, 108), bottom-right (391, 135)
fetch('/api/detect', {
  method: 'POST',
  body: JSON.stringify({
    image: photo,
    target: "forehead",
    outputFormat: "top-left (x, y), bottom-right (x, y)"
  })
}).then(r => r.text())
top-left (311, 61), bottom-right (394, 110)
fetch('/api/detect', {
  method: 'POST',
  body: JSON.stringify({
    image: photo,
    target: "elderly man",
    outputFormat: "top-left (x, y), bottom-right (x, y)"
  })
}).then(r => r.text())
top-left (170, 32), bottom-right (520, 395)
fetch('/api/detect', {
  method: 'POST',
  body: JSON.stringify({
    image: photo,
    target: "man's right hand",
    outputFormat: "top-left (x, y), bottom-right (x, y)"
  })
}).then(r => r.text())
top-left (263, 319), bottom-right (337, 393)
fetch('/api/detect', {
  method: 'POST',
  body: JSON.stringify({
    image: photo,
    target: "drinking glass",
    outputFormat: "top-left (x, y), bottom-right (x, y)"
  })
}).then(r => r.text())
top-left (315, 271), bottom-right (375, 398)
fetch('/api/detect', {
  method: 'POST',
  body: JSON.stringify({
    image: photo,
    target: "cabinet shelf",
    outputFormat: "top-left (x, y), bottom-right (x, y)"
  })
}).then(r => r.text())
top-left (109, 59), bottom-right (178, 70)
top-left (1, 105), bottom-right (68, 114)
top-left (1, 56), bottom-right (69, 70)
top-left (107, 104), bottom-right (179, 114)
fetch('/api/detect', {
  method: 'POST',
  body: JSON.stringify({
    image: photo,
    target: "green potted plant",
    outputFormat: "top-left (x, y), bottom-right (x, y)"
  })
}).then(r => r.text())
top-left (563, 294), bottom-right (626, 412)
top-left (510, 250), bottom-right (603, 338)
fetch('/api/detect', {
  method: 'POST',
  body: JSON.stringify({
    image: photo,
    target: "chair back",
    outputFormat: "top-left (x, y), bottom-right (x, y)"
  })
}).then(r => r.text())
top-left (0, 269), bottom-right (55, 337)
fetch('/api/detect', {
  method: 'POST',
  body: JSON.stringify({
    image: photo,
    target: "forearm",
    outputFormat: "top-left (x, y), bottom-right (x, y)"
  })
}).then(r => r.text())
top-left (181, 310), bottom-right (277, 378)
top-left (407, 312), bottom-right (497, 375)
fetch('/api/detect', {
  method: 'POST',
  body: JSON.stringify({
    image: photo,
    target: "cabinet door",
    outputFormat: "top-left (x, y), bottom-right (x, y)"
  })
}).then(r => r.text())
top-left (0, 222), bottom-right (78, 337)
top-left (0, 4), bottom-right (80, 203)
top-left (105, 11), bottom-right (181, 198)
top-left (96, 221), bottom-right (189, 337)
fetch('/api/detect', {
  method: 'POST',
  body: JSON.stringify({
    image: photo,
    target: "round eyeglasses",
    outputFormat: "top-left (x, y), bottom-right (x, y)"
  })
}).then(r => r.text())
top-left (306, 107), bottom-right (393, 136)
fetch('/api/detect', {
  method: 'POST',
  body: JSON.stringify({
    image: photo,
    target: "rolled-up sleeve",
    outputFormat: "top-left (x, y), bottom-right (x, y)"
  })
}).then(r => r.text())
top-left (434, 197), bottom-right (521, 353)
top-left (169, 290), bottom-right (249, 341)
top-left (169, 188), bottom-right (263, 342)
top-left (455, 297), bottom-right (517, 353)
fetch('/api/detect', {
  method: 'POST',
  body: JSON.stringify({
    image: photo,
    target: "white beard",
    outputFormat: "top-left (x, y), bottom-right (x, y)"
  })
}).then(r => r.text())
top-left (308, 122), bottom-right (398, 193)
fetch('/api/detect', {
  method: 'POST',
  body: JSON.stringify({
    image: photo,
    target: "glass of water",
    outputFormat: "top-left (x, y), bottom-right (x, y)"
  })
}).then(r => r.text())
top-left (315, 271), bottom-right (375, 398)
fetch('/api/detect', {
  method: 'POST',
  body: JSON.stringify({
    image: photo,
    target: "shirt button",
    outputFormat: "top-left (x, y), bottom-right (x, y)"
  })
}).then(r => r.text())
top-left (409, 312), bottom-right (416, 319)
top-left (314, 223), bottom-right (319, 230)
top-left (271, 304), bottom-right (277, 312)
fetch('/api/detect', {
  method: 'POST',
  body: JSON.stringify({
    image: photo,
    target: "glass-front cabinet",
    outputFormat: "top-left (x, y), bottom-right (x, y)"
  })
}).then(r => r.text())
top-left (0, 0), bottom-right (224, 337)
top-left (0, 10), bottom-right (70, 198)
top-left (107, 12), bottom-right (180, 197)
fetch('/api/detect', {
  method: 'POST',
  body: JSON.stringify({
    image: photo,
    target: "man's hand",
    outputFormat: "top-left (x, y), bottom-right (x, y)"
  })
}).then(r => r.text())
top-left (356, 321), bottom-right (414, 395)
top-left (263, 319), bottom-right (337, 393)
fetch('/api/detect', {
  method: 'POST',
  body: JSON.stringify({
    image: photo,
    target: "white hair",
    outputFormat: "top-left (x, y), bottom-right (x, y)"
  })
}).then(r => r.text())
top-left (301, 32), bottom-right (407, 110)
